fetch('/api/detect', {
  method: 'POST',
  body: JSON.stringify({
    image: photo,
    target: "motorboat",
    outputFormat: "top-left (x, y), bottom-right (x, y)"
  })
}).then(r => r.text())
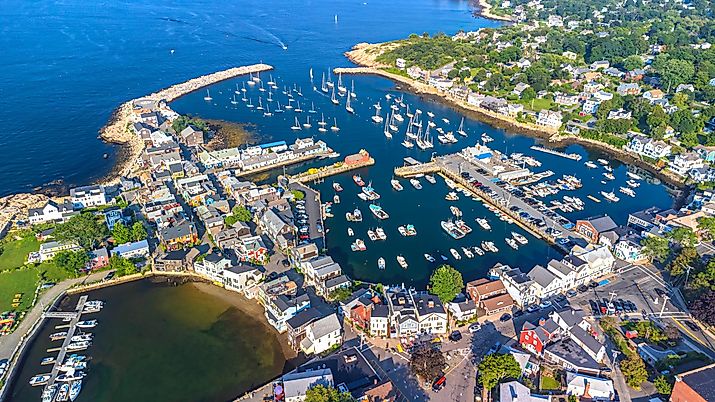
top-left (506, 238), bottom-right (519, 250)
top-left (346, 208), bottom-right (363, 222)
top-left (351, 239), bottom-right (367, 252)
top-left (353, 175), bottom-right (365, 186)
top-left (425, 175), bottom-right (436, 184)
top-left (56, 383), bottom-right (70, 402)
top-left (441, 220), bottom-right (466, 239)
top-left (369, 204), bottom-right (389, 219)
top-left (476, 218), bottom-right (491, 230)
top-left (601, 191), bottom-right (620, 202)
top-left (76, 320), bottom-right (97, 329)
top-left (391, 179), bottom-right (403, 191)
top-left (41, 356), bottom-right (56, 365)
top-left (397, 255), bottom-right (408, 269)
top-left (450, 206), bottom-right (462, 217)
top-left (511, 232), bottom-right (528, 245)
top-left (50, 331), bottom-right (67, 341)
top-left (626, 179), bottom-right (640, 188)
top-left (41, 384), bottom-right (58, 402)
top-left (619, 187), bottom-right (636, 197)
top-left (424, 254), bottom-right (436, 262)
top-left (450, 248), bottom-right (461, 260)
top-left (347, 228), bottom-right (354, 236)
top-left (367, 230), bottom-right (378, 241)
top-left (462, 247), bottom-right (474, 258)
top-left (626, 171), bottom-right (643, 180)
top-left (70, 334), bottom-right (92, 343)
top-left (376, 227), bottom-right (387, 240)
top-left (66, 341), bottom-right (91, 351)
top-left (472, 246), bottom-right (485, 256)
top-left (378, 257), bottom-right (386, 270)
top-left (29, 374), bottom-right (51, 386)
top-left (584, 161), bottom-right (598, 169)
top-left (455, 220), bottom-right (473, 234)
top-left (445, 192), bottom-right (459, 201)
top-left (69, 380), bottom-right (82, 401)
top-left (409, 178), bottom-right (422, 189)
top-left (56, 371), bottom-right (86, 382)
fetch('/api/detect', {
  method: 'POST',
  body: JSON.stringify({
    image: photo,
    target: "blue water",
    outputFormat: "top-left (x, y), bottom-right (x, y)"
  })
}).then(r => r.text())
top-left (1, 0), bottom-right (673, 286)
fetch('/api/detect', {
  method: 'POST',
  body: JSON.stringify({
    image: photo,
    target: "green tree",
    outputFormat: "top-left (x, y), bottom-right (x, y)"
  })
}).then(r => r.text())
top-left (478, 353), bottom-right (522, 392)
top-left (668, 227), bottom-right (698, 248)
top-left (620, 355), bottom-right (648, 389)
top-left (291, 190), bottom-right (306, 201)
top-left (622, 55), bottom-right (644, 71)
top-left (112, 222), bottom-right (131, 245)
top-left (108, 255), bottom-right (138, 276)
top-left (640, 236), bottom-right (670, 262)
top-left (646, 105), bottom-right (669, 133)
top-left (304, 385), bottom-right (356, 402)
top-left (429, 265), bottom-right (464, 303)
top-left (233, 205), bottom-right (253, 222)
top-left (568, 395), bottom-right (578, 402)
top-left (54, 250), bottom-right (89, 275)
top-left (521, 87), bottom-right (537, 101)
top-left (131, 221), bottom-right (148, 242)
top-left (669, 246), bottom-right (697, 276)
top-left (54, 213), bottom-right (108, 250)
top-left (654, 375), bottom-right (673, 395)
top-left (660, 59), bottom-right (695, 91)
top-left (691, 260), bottom-right (715, 290)
top-left (697, 216), bottom-right (715, 241)
top-left (410, 345), bottom-right (446, 380)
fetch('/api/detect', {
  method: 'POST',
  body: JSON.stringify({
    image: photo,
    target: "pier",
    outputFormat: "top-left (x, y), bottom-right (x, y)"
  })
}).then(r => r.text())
top-left (394, 154), bottom-right (582, 247)
top-left (529, 145), bottom-right (582, 161)
top-left (43, 295), bottom-right (89, 392)
top-left (289, 151), bottom-right (375, 183)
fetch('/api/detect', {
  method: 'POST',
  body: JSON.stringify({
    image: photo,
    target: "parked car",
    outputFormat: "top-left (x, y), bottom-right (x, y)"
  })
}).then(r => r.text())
top-left (500, 313), bottom-right (512, 322)
top-left (539, 300), bottom-right (552, 309)
top-left (526, 305), bottom-right (540, 313)
top-left (449, 330), bottom-right (462, 342)
top-left (468, 323), bottom-right (481, 333)
top-left (513, 309), bottom-right (524, 317)
top-left (566, 290), bottom-right (577, 298)
top-left (432, 376), bottom-right (447, 392)
top-left (577, 285), bottom-right (589, 293)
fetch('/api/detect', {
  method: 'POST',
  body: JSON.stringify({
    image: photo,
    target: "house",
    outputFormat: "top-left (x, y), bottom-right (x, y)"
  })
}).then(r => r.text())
top-left (154, 249), bottom-right (192, 271)
top-left (670, 362), bottom-right (715, 402)
top-left (259, 208), bottom-right (295, 249)
top-left (481, 293), bottom-right (515, 316)
top-left (694, 145), bottom-right (715, 163)
top-left (70, 185), bottom-right (107, 209)
top-left (395, 58), bottom-right (406, 69)
top-left (607, 109), bottom-right (632, 120)
top-left (543, 339), bottom-right (602, 375)
top-left (179, 125), bottom-right (204, 147)
top-left (643, 89), bottom-right (665, 103)
top-left (489, 263), bottom-right (537, 307)
top-left (582, 99), bottom-right (601, 115)
top-left (38, 241), bottom-right (82, 262)
top-left (370, 304), bottom-right (390, 337)
top-left (614, 235), bottom-right (647, 263)
top-left (281, 369), bottom-right (334, 402)
top-left (300, 313), bottom-right (343, 355)
top-left (88, 247), bottom-right (109, 270)
top-left (447, 299), bottom-right (477, 322)
top-left (512, 82), bottom-right (531, 97)
top-left (626, 135), bottom-right (672, 159)
top-left (527, 264), bottom-right (564, 300)
top-left (616, 83), bottom-right (641, 96)
top-left (590, 60), bottom-right (610, 70)
top-left (500, 381), bottom-right (551, 402)
top-left (676, 84), bottom-right (695, 93)
top-left (407, 66), bottom-right (424, 80)
top-left (112, 239), bottom-right (150, 259)
top-left (536, 110), bottom-right (562, 129)
top-left (520, 318), bottom-right (562, 355)
top-left (158, 221), bottom-right (198, 251)
top-left (670, 152), bottom-right (705, 177)
top-left (302, 256), bottom-right (343, 295)
top-left (235, 235), bottom-right (269, 263)
top-left (466, 278), bottom-right (506, 301)
top-left (194, 252), bottom-right (232, 282)
top-left (103, 208), bottom-right (125, 231)
top-left (223, 264), bottom-right (263, 294)
top-left (265, 293), bottom-right (311, 333)
top-left (555, 94), bottom-right (579, 106)
top-left (287, 309), bottom-right (324, 351)
top-left (384, 287), bottom-right (448, 337)
top-left (576, 215), bottom-right (618, 243)
top-left (28, 200), bottom-right (75, 225)
top-left (566, 372), bottom-right (615, 401)
top-left (413, 293), bottom-right (448, 334)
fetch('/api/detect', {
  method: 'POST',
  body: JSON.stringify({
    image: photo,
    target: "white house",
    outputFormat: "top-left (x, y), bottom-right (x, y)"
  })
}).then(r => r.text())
top-left (670, 152), bottom-right (705, 176)
top-left (38, 241), bottom-right (82, 262)
top-left (626, 135), bottom-right (671, 158)
top-left (614, 236), bottom-right (647, 263)
top-left (70, 185), bottom-right (108, 209)
top-left (112, 239), bottom-right (150, 260)
top-left (500, 381), bottom-right (551, 402)
top-left (395, 58), bottom-right (406, 69)
top-left (223, 264), bottom-right (264, 294)
top-left (566, 372), bottom-right (615, 401)
top-left (582, 99), bottom-right (601, 115)
top-left (536, 110), bottom-right (563, 129)
top-left (28, 200), bottom-right (75, 225)
top-left (369, 305), bottom-right (390, 337)
top-left (282, 369), bottom-right (333, 402)
top-left (607, 109), bottom-right (632, 120)
top-left (300, 313), bottom-right (343, 355)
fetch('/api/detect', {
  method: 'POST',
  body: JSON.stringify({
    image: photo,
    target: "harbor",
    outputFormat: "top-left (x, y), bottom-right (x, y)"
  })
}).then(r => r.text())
top-left (288, 149), bottom-right (375, 184)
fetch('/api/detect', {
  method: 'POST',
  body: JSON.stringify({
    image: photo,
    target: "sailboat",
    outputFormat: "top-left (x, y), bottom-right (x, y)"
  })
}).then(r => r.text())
top-left (326, 69), bottom-right (334, 88)
top-left (457, 117), bottom-right (467, 137)
top-left (345, 92), bottom-right (354, 113)
top-left (372, 104), bottom-right (383, 123)
top-left (246, 98), bottom-right (254, 108)
top-left (389, 112), bottom-right (398, 132)
top-left (350, 80), bottom-right (357, 98)
top-left (275, 100), bottom-right (284, 113)
top-left (337, 72), bottom-right (346, 93)
top-left (234, 83), bottom-right (241, 95)
top-left (321, 73), bottom-right (328, 93)
top-left (247, 72), bottom-right (256, 85)
top-left (256, 97), bottom-right (264, 110)
top-left (267, 90), bottom-right (273, 102)
top-left (331, 118), bottom-right (340, 132)
top-left (331, 86), bottom-right (339, 105)
top-left (258, 81), bottom-right (266, 92)
top-left (230, 94), bottom-right (238, 105)
top-left (318, 114), bottom-right (328, 132)
top-left (308, 102), bottom-right (317, 114)
top-left (406, 104), bottom-right (414, 118)
top-left (417, 125), bottom-right (434, 150)
top-left (285, 99), bottom-right (294, 110)
top-left (303, 116), bottom-right (312, 128)
top-left (241, 82), bottom-right (247, 92)
top-left (263, 104), bottom-right (272, 117)
top-left (267, 74), bottom-right (276, 86)
top-left (384, 119), bottom-right (392, 138)
top-left (291, 117), bottom-right (302, 130)
top-left (294, 100), bottom-right (303, 113)
top-left (203, 89), bottom-right (212, 101)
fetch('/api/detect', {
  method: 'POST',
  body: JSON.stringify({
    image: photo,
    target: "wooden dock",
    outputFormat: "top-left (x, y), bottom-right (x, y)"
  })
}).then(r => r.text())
top-left (43, 295), bottom-right (89, 393)
top-left (289, 158), bottom-right (375, 183)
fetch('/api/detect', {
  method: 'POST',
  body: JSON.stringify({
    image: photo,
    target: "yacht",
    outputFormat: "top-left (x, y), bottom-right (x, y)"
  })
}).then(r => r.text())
top-left (69, 380), bottom-right (82, 401)
top-left (626, 171), bottom-right (643, 180)
top-left (391, 179), bottom-right (403, 191)
top-left (601, 191), bottom-right (620, 202)
top-left (76, 320), bottom-right (97, 329)
top-left (424, 254), bottom-right (436, 262)
top-left (56, 384), bottom-right (70, 402)
top-left (369, 204), bottom-right (389, 219)
top-left (511, 232), bottom-right (528, 245)
top-left (41, 384), bottom-right (58, 402)
top-left (603, 172), bottom-right (615, 180)
top-left (584, 161), bottom-right (598, 169)
top-left (397, 255), bottom-right (408, 269)
top-left (476, 218), bottom-right (491, 230)
top-left (481, 133), bottom-right (494, 143)
top-left (29, 374), bottom-right (51, 386)
top-left (450, 248), bottom-right (461, 260)
top-left (376, 227), bottom-right (387, 240)
top-left (619, 187), bottom-right (636, 197)
top-left (377, 257), bottom-right (386, 270)
top-left (597, 158), bottom-right (609, 165)
top-left (409, 178), bottom-right (422, 189)
top-left (626, 179), bottom-right (640, 188)
top-left (457, 117), bottom-right (467, 137)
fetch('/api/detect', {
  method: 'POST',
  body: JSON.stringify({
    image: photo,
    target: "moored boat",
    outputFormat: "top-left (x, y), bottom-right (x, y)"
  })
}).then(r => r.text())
top-left (346, 208), bottom-right (363, 222)
top-left (41, 384), bottom-right (58, 402)
top-left (377, 257), bottom-right (386, 270)
top-left (76, 320), bottom-right (97, 329)
top-left (351, 239), bottom-right (367, 252)
top-left (69, 380), bottom-right (82, 401)
top-left (369, 204), bottom-right (389, 219)
top-left (441, 220), bottom-right (466, 239)
top-left (29, 374), bottom-right (51, 386)
top-left (391, 179), bottom-right (403, 191)
top-left (56, 383), bottom-right (70, 402)
top-left (424, 253), bottom-right (435, 262)
top-left (601, 191), bottom-right (620, 202)
top-left (397, 255), bottom-right (408, 269)
top-left (409, 178), bottom-right (422, 189)
top-left (450, 248), bottom-right (461, 260)
top-left (353, 174), bottom-right (365, 186)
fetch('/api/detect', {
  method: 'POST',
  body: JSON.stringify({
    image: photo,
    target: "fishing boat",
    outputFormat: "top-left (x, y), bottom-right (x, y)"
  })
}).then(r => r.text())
top-left (41, 384), bottom-right (58, 402)
top-left (601, 191), bottom-right (620, 202)
top-left (450, 248), bottom-right (461, 260)
top-left (397, 255), bottom-right (408, 269)
top-left (50, 331), bottom-right (67, 341)
top-left (346, 208), bottom-right (363, 222)
top-left (462, 247), bottom-right (474, 258)
top-left (481, 133), bottom-right (494, 143)
top-left (369, 204), bottom-right (389, 219)
top-left (203, 89), bottom-right (212, 101)
top-left (376, 227), bottom-right (387, 240)
top-left (69, 380), bottom-right (82, 401)
top-left (506, 238), bottom-right (519, 250)
top-left (351, 239), bottom-right (367, 252)
top-left (424, 254), bottom-right (436, 262)
top-left (409, 178), bottom-right (422, 189)
top-left (56, 384), bottom-right (70, 401)
top-left (333, 182), bottom-right (343, 192)
top-left (512, 232), bottom-right (528, 245)
top-left (76, 320), bottom-right (97, 329)
top-left (391, 179), bottom-right (403, 191)
top-left (345, 92), bottom-right (354, 113)
top-left (372, 104), bottom-right (384, 123)
top-left (451, 116), bottom-right (465, 136)
top-left (347, 228), bottom-right (354, 236)
top-left (29, 374), bottom-right (51, 386)
top-left (455, 220), bottom-right (473, 234)
top-left (353, 175), bottom-right (365, 186)
top-left (70, 334), bottom-right (92, 343)
top-left (291, 117), bottom-right (302, 130)
top-left (619, 187), bottom-right (636, 197)
top-left (331, 118), bottom-right (340, 132)
top-left (441, 220), bottom-right (466, 239)
top-left (584, 161), bottom-right (598, 168)
top-left (367, 230), bottom-right (378, 241)
top-left (377, 257), bottom-right (386, 270)
top-left (67, 341), bottom-right (91, 351)
top-left (362, 183), bottom-right (381, 200)
top-left (425, 174), bottom-right (436, 184)
top-left (476, 218), bottom-right (491, 230)
top-left (445, 192), bottom-right (459, 201)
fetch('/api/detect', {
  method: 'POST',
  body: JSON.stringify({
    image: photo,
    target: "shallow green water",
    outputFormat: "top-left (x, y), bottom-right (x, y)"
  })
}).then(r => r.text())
top-left (9, 280), bottom-right (286, 402)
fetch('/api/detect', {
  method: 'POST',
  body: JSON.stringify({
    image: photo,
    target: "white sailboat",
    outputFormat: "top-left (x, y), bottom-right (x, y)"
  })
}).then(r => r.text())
top-left (331, 86), bottom-right (339, 105)
top-left (234, 83), bottom-right (241, 95)
top-left (275, 100), bottom-right (284, 113)
top-left (203, 89), bottom-right (212, 101)
top-left (263, 104), bottom-right (272, 117)
top-left (318, 114), bottom-right (327, 132)
top-left (291, 117), bottom-right (302, 130)
top-left (309, 102), bottom-right (317, 113)
top-left (457, 117), bottom-right (467, 136)
top-left (372, 104), bottom-right (384, 123)
top-left (256, 97), bottom-right (264, 110)
top-left (321, 73), bottom-right (328, 93)
top-left (230, 94), bottom-right (238, 105)
top-left (303, 116), bottom-right (312, 128)
top-left (345, 92), bottom-right (354, 113)
top-left (350, 80), bottom-right (357, 98)
top-left (294, 100), bottom-right (303, 113)
top-left (337, 72), bottom-right (346, 93)
top-left (384, 119), bottom-right (392, 138)
top-left (246, 98), bottom-right (254, 108)
top-left (331, 117), bottom-right (340, 132)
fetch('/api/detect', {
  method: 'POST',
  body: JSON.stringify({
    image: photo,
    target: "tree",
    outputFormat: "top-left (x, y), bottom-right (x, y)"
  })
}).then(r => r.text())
top-left (291, 190), bottom-right (306, 201)
top-left (477, 353), bottom-right (522, 392)
top-left (697, 216), bottom-right (715, 241)
top-left (646, 105), bottom-right (669, 133)
top-left (429, 265), bottom-right (463, 303)
top-left (233, 205), bottom-right (253, 222)
top-left (668, 227), bottom-right (698, 248)
top-left (54, 250), bottom-right (89, 275)
top-left (659, 59), bottom-right (695, 91)
top-left (631, 321), bottom-right (667, 343)
top-left (690, 290), bottom-right (715, 326)
top-left (568, 395), bottom-right (578, 402)
top-left (525, 66), bottom-right (551, 92)
top-left (691, 260), bottom-right (715, 290)
top-left (410, 345), bottom-right (446, 381)
top-left (521, 87), bottom-right (537, 101)
top-left (622, 55), bottom-right (644, 71)
top-left (654, 375), bottom-right (673, 395)
top-left (640, 236), bottom-right (670, 262)
top-left (304, 385), bottom-right (356, 402)
top-left (664, 324), bottom-right (681, 341)
top-left (53, 213), bottom-right (108, 250)
top-left (620, 355), bottom-right (648, 389)
top-left (668, 246), bottom-right (697, 276)
top-left (131, 221), bottom-right (148, 242)
top-left (108, 255), bottom-right (138, 276)
top-left (112, 222), bottom-right (131, 245)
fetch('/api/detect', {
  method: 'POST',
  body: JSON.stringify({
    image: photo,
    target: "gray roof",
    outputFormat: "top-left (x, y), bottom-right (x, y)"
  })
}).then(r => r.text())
top-left (287, 308), bottom-right (324, 331)
top-left (372, 304), bottom-right (390, 318)
top-left (585, 215), bottom-right (618, 233)
top-left (570, 325), bottom-right (603, 356)
top-left (225, 264), bottom-right (261, 275)
top-left (159, 222), bottom-right (194, 241)
top-left (203, 252), bottom-right (226, 264)
top-left (679, 363), bottom-right (715, 401)
top-left (544, 339), bottom-right (600, 370)
top-left (282, 369), bottom-right (333, 399)
top-left (528, 265), bottom-right (557, 288)
top-left (553, 307), bottom-right (586, 329)
top-left (413, 293), bottom-right (446, 316)
top-left (309, 313), bottom-right (341, 340)
top-left (273, 293), bottom-right (310, 313)
top-left (324, 275), bottom-right (350, 290)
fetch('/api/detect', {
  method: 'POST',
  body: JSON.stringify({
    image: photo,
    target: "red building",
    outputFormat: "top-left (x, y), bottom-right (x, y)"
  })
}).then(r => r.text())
top-left (574, 215), bottom-right (617, 244)
top-left (670, 363), bottom-right (715, 402)
top-left (88, 247), bottom-right (109, 270)
top-left (519, 318), bottom-right (561, 355)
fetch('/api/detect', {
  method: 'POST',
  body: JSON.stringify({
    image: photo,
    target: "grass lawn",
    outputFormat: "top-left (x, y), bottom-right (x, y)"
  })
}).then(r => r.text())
top-left (517, 98), bottom-right (555, 111)
top-left (0, 236), bottom-right (39, 271)
top-left (0, 268), bottom-right (38, 312)
top-left (540, 375), bottom-right (560, 391)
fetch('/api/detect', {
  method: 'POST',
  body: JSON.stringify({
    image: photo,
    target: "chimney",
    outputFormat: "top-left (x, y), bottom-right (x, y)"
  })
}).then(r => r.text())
top-left (582, 380), bottom-right (591, 399)
top-left (428, 300), bottom-right (435, 308)
top-left (539, 318), bottom-right (546, 326)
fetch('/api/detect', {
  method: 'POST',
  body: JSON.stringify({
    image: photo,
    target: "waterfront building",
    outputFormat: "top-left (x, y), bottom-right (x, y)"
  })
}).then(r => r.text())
top-left (383, 287), bottom-right (448, 337)
top-left (575, 215), bottom-right (618, 244)
top-left (27, 200), bottom-right (76, 225)
top-left (70, 185), bottom-right (108, 209)
top-left (179, 125), bottom-right (205, 147)
top-left (287, 309), bottom-right (325, 351)
top-left (194, 252), bottom-right (232, 282)
top-left (395, 58), bottom-right (406, 69)
top-left (302, 256), bottom-right (343, 295)
top-left (265, 293), bottom-right (311, 333)
top-left (38, 240), bottom-right (82, 262)
top-left (257, 274), bottom-right (297, 305)
top-left (281, 369), bottom-right (334, 402)
top-left (154, 249), bottom-right (194, 271)
top-left (536, 110), bottom-right (563, 128)
top-left (670, 152), bottom-right (705, 177)
top-left (223, 263), bottom-right (264, 295)
top-left (88, 247), bottom-right (110, 270)
top-left (158, 221), bottom-right (198, 251)
top-left (489, 263), bottom-right (537, 307)
top-left (111, 239), bottom-right (150, 259)
top-left (300, 313), bottom-right (343, 355)
top-left (447, 299), bottom-right (477, 322)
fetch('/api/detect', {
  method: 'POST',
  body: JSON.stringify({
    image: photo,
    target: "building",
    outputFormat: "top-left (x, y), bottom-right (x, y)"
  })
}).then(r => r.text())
top-left (300, 313), bottom-right (343, 355)
top-left (536, 110), bottom-right (563, 128)
top-left (614, 235), bottom-right (647, 263)
top-left (370, 305), bottom-right (390, 337)
top-left (575, 216), bottom-right (618, 244)
top-left (265, 293), bottom-right (311, 333)
top-left (28, 200), bottom-right (75, 225)
top-left (481, 293), bottom-right (515, 316)
top-left (626, 135), bottom-right (672, 159)
top-left (179, 125), bottom-right (204, 147)
top-left (500, 381), bottom-right (551, 402)
top-left (287, 309), bottom-right (325, 351)
top-left (670, 153), bottom-right (705, 177)
top-left (384, 287), bottom-right (448, 337)
top-left (616, 83), bottom-right (641, 96)
top-left (447, 299), bottom-right (477, 322)
top-left (112, 239), bottom-right (150, 259)
top-left (70, 185), bottom-right (107, 209)
top-left (38, 241), bottom-right (82, 262)
top-left (88, 247), bottom-right (110, 270)
top-left (670, 363), bottom-right (715, 402)
top-left (566, 372), bottom-right (615, 401)
top-left (158, 222), bottom-right (198, 251)
top-left (281, 369), bottom-right (334, 402)
top-left (466, 278), bottom-right (507, 301)
top-left (223, 264), bottom-right (263, 294)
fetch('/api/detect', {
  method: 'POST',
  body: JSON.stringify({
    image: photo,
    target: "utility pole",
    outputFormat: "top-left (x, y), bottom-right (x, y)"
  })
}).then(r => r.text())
top-left (684, 265), bottom-right (693, 289)
top-left (659, 295), bottom-right (670, 318)
top-left (608, 291), bottom-right (617, 304)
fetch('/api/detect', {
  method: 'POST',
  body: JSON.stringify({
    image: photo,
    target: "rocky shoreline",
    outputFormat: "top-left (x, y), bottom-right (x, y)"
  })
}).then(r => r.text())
top-left (472, 0), bottom-right (514, 22)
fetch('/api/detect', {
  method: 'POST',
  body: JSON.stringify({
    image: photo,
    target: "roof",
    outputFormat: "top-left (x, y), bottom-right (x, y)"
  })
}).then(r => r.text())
top-left (675, 362), bottom-right (715, 401)
top-left (286, 308), bottom-right (324, 331)
top-left (467, 278), bottom-right (506, 297)
top-left (160, 249), bottom-right (188, 261)
top-left (499, 381), bottom-right (551, 402)
top-left (159, 222), bottom-right (194, 241)
top-left (413, 293), bottom-right (446, 316)
top-left (113, 240), bottom-right (149, 255)
top-left (552, 308), bottom-right (586, 329)
top-left (282, 369), bottom-right (333, 399)
top-left (544, 339), bottom-right (600, 370)
top-left (566, 372), bottom-right (614, 397)
top-left (324, 275), bottom-right (350, 290)
top-left (528, 265), bottom-right (557, 289)
top-left (371, 304), bottom-right (390, 318)
top-left (570, 325), bottom-right (604, 356)
top-left (583, 215), bottom-right (618, 233)
top-left (309, 313), bottom-right (341, 340)
top-left (481, 293), bottom-right (514, 312)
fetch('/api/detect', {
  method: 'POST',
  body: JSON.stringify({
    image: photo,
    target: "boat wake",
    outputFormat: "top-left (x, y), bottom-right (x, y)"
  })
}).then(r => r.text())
top-left (243, 22), bottom-right (288, 50)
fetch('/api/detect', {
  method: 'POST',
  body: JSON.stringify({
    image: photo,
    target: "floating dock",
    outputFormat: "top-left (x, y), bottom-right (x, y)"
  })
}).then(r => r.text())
top-left (42, 296), bottom-right (89, 394)
top-left (530, 145), bottom-right (582, 161)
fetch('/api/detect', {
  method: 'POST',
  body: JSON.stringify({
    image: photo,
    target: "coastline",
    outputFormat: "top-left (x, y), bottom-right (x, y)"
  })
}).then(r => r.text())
top-left (472, 0), bottom-right (514, 22)
top-left (339, 44), bottom-right (687, 189)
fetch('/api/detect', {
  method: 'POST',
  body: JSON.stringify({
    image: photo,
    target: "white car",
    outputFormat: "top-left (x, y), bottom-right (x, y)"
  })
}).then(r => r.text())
top-left (539, 300), bottom-right (552, 309)
top-left (468, 323), bottom-right (481, 333)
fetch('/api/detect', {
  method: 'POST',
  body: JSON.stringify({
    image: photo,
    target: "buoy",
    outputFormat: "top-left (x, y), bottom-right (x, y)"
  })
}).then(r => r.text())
top-left (103, 153), bottom-right (109, 159)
